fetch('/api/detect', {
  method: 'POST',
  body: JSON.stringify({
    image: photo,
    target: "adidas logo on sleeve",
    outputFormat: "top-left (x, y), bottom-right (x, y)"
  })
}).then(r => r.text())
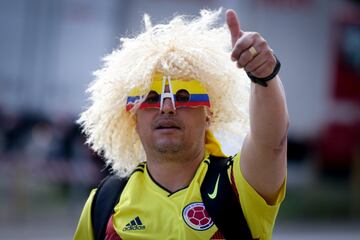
top-left (123, 216), bottom-right (146, 231)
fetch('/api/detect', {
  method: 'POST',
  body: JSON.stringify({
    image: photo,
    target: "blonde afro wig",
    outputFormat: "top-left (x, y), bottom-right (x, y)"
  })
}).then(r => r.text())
top-left (78, 9), bottom-right (250, 176)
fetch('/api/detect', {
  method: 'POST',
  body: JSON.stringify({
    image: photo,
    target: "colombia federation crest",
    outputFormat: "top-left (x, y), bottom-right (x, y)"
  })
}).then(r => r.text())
top-left (182, 202), bottom-right (214, 231)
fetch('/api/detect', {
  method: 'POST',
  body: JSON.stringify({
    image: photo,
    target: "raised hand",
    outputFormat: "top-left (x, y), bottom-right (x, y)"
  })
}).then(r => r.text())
top-left (226, 9), bottom-right (277, 79)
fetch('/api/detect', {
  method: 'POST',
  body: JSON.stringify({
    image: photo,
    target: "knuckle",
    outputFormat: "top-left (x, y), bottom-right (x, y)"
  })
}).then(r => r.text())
top-left (264, 50), bottom-right (274, 59)
top-left (242, 37), bottom-right (252, 48)
top-left (251, 32), bottom-right (260, 39)
top-left (258, 40), bottom-right (268, 49)
top-left (233, 41), bottom-right (244, 53)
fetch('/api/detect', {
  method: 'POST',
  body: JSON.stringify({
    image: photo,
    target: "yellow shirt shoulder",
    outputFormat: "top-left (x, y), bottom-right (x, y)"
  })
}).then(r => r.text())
top-left (74, 154), bottom-right (286, 240)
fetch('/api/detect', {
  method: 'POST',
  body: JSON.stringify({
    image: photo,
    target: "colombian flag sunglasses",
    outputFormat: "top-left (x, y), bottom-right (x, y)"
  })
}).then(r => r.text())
top-left (126, 74), bottom-right (211, 111)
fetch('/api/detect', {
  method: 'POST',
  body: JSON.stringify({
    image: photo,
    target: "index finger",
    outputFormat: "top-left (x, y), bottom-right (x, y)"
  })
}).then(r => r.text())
top-left (226, 9), bottom-right (243, 47)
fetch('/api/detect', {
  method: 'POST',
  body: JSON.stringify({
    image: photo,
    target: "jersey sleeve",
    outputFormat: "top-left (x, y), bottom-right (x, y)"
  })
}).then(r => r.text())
top-left (231, 153), bottom-right (286, 240)
top-left (73, 189), bottom-right (97, 240)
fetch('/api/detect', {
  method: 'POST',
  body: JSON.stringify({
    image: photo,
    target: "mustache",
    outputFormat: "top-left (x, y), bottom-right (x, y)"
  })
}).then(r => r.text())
top-left (151, 116), bottom-right (184, 130)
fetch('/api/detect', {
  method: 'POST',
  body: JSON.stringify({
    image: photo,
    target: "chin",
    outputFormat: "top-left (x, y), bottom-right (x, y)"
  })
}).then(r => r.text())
top-left (155, 140), bottom-right (184, 154)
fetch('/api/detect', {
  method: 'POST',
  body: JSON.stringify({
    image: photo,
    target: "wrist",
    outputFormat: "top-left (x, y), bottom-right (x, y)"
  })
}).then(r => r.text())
top-left (246, 56), bottom-right (281, 87)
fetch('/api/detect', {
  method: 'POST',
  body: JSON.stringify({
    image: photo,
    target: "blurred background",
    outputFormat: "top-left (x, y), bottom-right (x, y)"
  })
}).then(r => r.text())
top-left (0, 0), bottom-right (359, 239)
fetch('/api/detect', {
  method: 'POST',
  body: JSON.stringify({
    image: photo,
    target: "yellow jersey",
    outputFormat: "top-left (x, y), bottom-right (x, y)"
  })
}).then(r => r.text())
top-left (74, 153), bottom-right (285, 240)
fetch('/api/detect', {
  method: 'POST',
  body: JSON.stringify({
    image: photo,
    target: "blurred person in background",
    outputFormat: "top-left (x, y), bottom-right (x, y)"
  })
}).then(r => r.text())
top-left (74, 8), bottom-right (288, 240)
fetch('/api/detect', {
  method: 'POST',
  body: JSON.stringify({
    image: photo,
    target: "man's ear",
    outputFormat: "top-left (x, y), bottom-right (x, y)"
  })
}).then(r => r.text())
top-left (133, 114), bottom-right (139, 132)
top-left (205, 108), bottom-right (212, 129)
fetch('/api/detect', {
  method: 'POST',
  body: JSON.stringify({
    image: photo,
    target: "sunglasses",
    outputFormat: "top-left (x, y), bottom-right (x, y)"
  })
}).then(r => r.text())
top-left (126, 75), bottom-right (211, 111)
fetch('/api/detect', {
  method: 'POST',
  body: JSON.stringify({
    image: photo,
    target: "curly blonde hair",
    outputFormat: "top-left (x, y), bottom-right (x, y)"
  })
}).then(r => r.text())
top-left (78, 9), bottom-right (250, 176)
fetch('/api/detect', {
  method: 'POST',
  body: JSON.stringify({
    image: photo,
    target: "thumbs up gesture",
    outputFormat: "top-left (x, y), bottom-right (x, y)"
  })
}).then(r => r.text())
top-left (226, 9), bottom-right (277, 79)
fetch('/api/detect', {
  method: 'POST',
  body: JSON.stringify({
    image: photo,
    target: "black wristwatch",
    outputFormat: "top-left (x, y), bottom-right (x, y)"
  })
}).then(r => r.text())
top-left (246, 56), bottom-right (281, 87)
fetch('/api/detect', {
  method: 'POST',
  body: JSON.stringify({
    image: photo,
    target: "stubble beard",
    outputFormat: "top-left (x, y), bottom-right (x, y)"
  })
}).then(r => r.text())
top-left (154, 138), bottom-right (184, 154)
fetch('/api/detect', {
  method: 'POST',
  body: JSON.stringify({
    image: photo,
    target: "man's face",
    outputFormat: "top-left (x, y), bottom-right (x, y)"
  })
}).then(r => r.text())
top-left (135, 83), bottom-right (210, 156)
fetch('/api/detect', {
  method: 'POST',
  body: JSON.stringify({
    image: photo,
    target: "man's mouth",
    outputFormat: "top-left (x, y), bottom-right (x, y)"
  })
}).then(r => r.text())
top-left (155, 120), bottom-right (181, 130)
top-left (156, 126), bottom-right (180, 130)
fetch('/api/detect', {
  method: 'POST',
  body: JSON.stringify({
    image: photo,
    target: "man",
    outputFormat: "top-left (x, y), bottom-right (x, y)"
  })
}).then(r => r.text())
top-left (74, 8), bottom-right (288, 240)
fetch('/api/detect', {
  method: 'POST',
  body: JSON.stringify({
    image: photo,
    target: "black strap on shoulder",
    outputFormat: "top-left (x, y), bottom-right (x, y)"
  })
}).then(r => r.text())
top-left (91, 174), bottom-right (129, 240)
top-left (201, 155), bottom-right (253, 240)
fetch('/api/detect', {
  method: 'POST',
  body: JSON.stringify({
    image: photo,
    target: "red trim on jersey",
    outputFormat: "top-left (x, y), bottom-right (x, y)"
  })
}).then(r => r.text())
top-left (211, 230), bottom-right (225, 239)
top-left (105, 215), bottom-right (122, 240)
top-left (230, 163), bottom-right (240, 200)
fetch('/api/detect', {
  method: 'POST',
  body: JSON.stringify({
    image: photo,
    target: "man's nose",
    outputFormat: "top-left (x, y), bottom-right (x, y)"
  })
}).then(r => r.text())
top-left (161, 97), bottom-right (176, 114)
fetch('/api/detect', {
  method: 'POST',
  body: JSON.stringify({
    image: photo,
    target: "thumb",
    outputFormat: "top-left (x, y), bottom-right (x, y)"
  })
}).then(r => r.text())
top-left (226, 9), bottom-right (243, 47)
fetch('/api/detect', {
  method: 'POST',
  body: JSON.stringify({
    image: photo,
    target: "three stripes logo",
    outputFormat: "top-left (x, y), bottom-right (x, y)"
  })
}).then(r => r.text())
top-left (123, 216), bottom-right (146, 231)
